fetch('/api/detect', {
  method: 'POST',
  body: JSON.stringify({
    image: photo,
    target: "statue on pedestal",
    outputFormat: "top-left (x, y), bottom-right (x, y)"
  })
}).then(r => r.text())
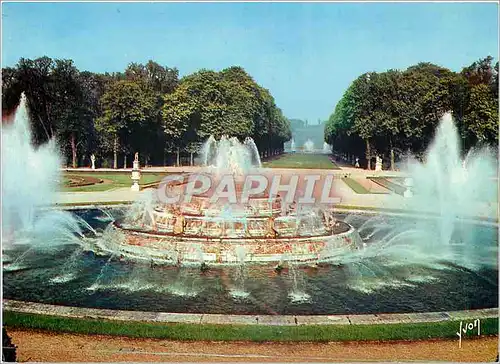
top-left (375, 155), bottom-right (383, 171)
top-left (90, 154), bottom-right (96, 169)
top-left (355, 157), bottom-right (360, 168)
top-left (131, 152), bottom-right (141, 191)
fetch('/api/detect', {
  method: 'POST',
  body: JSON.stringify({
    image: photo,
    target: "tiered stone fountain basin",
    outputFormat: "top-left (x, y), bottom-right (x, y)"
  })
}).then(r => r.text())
top-left (95, 176), bottom-right (362, 265)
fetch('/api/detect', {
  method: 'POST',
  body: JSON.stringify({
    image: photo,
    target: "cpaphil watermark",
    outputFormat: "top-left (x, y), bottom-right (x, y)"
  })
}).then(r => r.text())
top-left (156, 170), bottom-right (343, 206)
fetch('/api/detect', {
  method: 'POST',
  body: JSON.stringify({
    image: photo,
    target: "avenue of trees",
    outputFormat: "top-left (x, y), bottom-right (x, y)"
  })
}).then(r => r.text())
top-left (2, 58), bottom-right (291, 168)
top-left (324, 57), bottom-right (499, 170)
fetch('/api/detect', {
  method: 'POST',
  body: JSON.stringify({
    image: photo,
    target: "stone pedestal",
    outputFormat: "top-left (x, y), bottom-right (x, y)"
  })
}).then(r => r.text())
top-left (403, 177), bottom-right (413, 198)
top-left (375, 156), bottom-right (383, 171)
top-left (131, 154), bottom-right (141, 191)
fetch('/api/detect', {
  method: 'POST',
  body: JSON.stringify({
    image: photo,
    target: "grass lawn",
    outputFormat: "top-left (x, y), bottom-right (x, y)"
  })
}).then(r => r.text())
top-left (341, 177), bottom-right (389, 195)
top-left (368, 177), bottom-right (406, 196)
top-left (61, 172), bottom-right (168, 192)
top-left (3, 311), bottom-right (498, 342)
top-left (342, 177), bottom-right (370, 194)
top-left (262, 153), bottom-right (340, 169)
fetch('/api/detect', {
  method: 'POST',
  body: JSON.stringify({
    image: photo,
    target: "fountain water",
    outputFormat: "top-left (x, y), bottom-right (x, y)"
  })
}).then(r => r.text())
top-left (3, 108), bottom-right (497, 311)
top-left (323, 142), bottom-right (332, 154)
top-left (287, 259), bottom-right (311, 303)
top-left (303, 139), bottom-right (315, 153)
top-left (202, 135), bottom-right (261, 174)
top-left (87, 254), bottom-right (116, 292)
top-left (401, 112), bottom-right (498, 269)
top-left (95, 132), bottom-right (361, 267)
top-left (2, 94), bottom-right (85, 257)
top-left (50, 247), bottom-right (84, 284)
top-left (230, 245), bottom-right (250, 299)
top-left (290, 138), bottom-right (296, 152)
top-left (243, 137), bottom-right (262, 168)
top-left (200, 135), bottom-right (217, 166)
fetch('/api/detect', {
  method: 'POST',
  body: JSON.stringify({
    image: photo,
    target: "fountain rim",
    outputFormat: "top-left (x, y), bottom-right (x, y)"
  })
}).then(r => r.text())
top-left (111, 219), bottom-right (352, 240)
top-left (52, 203), bottom-right (499, 227)
top-left (3, 299), bottom-right (497, 327)
top-left (4, 208), bottom-right (497, 330)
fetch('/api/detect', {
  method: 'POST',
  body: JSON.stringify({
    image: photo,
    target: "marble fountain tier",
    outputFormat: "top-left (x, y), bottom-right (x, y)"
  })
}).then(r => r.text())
top-left (92, 135), bottom-right (362, 266)
top-left (96, 180), bottom-right (362, 266)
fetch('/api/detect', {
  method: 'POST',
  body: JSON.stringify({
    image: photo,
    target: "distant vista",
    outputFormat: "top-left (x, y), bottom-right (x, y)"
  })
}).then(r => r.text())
top-left (284, 119), bottom-right (325, 151)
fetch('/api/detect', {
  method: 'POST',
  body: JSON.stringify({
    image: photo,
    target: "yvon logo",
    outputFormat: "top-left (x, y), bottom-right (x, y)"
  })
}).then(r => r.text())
top-left (456, 319), bottom-right (480, 348)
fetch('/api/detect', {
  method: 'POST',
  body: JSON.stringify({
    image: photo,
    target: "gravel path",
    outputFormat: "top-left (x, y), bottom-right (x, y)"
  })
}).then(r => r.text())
top-left (8, 329), bottom-right (498, 362)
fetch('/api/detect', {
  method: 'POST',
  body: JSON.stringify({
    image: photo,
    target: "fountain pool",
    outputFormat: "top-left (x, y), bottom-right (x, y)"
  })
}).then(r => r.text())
top-left (3, 208), bottom-right (497, 314)
top-left (2, 97), bottom-right (498, 318)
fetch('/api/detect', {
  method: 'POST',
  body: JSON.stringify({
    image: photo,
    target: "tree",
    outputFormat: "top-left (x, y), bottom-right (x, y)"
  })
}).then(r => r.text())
top-left (459, 57), bottom-right (499, 149)
top-left (96, 80), bottom-right (156, 168)
top-left (461, 83), bottom-right (498, 146)
top-left (50, 60), bottom-right (96, 167)
top-left (162, 67), bottom-right (291, 164)
top-left (125, 61), bottom-right (179, 94)
top-left (345, 73), bottom-right (381, 169)
top-left (325, 60), bottom-right (499, 168)
top-left (15, 57), bottom-right (57, 144)
top-left (3, 59), bottom-right (290, 167)
top-left (2, 67), bottom-right (22, 115)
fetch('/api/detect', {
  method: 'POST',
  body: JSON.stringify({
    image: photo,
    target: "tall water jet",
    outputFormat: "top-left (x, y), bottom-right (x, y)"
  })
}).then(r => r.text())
top-left (402, 112), bottom-right (498, 269)
top-left (407, 113), bottom-right (497, 221)
top-left (243, 137), bottom-right (262, 168)
top-left (2, 93), bottom-right (81, 250)
top-left (290, 138), bottom-right (296, 152)
top-left (303, 139), bottom-right (315, 153)
top-left (200, 135), bottom-right (217, 166)
top-left (202, 135), bottom-right (261, 174)
top-left (323, 142), bottom-right (332, 154)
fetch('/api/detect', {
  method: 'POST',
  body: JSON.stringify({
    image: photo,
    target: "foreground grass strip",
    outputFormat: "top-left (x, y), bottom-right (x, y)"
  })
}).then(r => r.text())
top-left (3, 312), bottom-right (498, 342)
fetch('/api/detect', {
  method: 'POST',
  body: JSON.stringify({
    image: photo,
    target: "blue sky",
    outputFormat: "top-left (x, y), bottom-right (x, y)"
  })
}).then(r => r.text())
top-left (2, 2), bottom-right (498, 123)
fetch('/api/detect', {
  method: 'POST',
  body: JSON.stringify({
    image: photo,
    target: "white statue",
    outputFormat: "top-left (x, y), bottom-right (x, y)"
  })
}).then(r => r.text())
top-left (90, 154), bottom-right (96, 169)
top-left (355, 157), bottom-right (360, 168)
top-left (375, 155), bottom-right (383, 171)
top-left (131, 152), bottom-right (141, 191)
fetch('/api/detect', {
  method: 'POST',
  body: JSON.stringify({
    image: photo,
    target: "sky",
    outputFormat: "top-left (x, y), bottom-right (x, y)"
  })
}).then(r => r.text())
top-left (2, 2), bottom-right (498, 124)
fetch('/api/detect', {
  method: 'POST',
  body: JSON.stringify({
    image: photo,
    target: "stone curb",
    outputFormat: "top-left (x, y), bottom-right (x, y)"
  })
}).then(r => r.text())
top-left (3, 300), bottom-right (497, 326)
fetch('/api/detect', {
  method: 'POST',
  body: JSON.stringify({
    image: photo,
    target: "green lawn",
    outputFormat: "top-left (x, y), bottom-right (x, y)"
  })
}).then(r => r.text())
top-left (342, 177), bottom-right (370, 194)
top-left (61, 172), bottom-right (168, 192)
top-left (262, 153), bottom-right (340, 169)
top-left (368, 177), bottom-right (406, 196)
top-left (3, 311), bottom-right (498, 342)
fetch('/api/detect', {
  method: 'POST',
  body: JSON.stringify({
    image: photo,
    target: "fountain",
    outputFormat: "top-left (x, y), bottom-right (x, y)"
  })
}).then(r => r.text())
top-left (303, 139), bottom-right (315, 153)
top-left (93, 135), bottom-right (362, 265)
top-left (405, 113), bottom-right (497, 220)
top-left (201, 135), bottom-right (262, 174)
top-left (398, 112), bottom-right (498, 269)
top-left (3, 108), bottom-right (497, 315)
top-left (2, 94), bottom-right (86, 254)
top-left (290, 138), bottom-right (296, 153)
top-left (322, 142), bottom-right (332, 154)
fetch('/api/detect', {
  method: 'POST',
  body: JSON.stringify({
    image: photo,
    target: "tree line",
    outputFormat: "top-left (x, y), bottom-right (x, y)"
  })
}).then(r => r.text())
top-left (2, 58), bottom-right (291, 168)
top-left (324, 57), bottom-right (499, 170)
